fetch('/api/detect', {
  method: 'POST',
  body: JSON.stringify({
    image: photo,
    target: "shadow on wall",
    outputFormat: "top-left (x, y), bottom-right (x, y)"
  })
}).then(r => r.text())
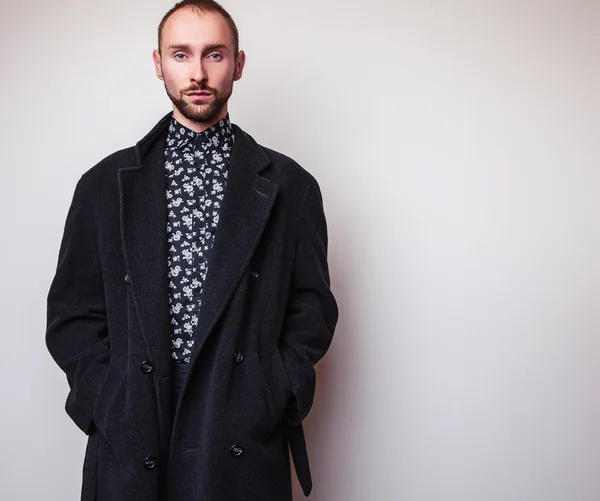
top-left (291, 262), bottom-right (350, 500)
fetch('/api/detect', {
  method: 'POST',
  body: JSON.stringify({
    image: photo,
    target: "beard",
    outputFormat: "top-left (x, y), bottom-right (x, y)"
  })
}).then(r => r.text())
top-left (165, 80), bottom-right (232, 125)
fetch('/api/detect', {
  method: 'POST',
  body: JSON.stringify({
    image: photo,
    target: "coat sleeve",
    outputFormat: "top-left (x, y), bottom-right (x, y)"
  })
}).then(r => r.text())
top-left (46, 175), bottom-right (110, 435)
top-left (279, 179), bottom-right (339, 427)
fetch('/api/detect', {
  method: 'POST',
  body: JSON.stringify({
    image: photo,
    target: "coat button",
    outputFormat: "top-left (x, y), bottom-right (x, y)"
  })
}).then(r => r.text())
top-left (141, 361), bottom-right (154, 374)
top-left (125, 274), bottom-right (130, 284)
top-left (251, 270), bottom-right (259, 281)
top-left (230, 445), bottom-right (243, 457)
top-left (143, 456), bottom-right (157, 469)
top-left (233, 351), bottom-right (244, 364)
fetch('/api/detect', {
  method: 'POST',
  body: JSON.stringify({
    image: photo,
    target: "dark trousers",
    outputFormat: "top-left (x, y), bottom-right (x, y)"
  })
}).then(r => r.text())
top-left (164, 360), bottom-right (190, 497)
top-left (171, 360), bottom-right (189, 415)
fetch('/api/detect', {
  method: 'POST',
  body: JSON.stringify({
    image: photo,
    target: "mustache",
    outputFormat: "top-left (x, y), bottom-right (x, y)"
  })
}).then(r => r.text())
top-left (184, 84), bottom-right (217, 94)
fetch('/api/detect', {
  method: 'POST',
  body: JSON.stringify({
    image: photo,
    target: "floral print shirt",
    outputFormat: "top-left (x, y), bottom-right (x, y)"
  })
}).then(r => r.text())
top-left (164, 114), bottom-right (235, 362)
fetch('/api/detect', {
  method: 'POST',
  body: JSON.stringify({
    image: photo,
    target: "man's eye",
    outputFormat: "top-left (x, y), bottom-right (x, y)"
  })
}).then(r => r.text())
top-left (208, 54), bottom-right (222, 60)
top-left (174, 53), bottom-right (186, 60)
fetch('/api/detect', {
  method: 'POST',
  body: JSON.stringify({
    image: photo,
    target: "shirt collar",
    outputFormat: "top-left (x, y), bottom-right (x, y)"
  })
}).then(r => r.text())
top-left (165, 112), bottom-right (235, 151)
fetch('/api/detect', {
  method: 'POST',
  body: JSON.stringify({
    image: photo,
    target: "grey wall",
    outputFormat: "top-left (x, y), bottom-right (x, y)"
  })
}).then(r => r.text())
top-left (1, 0), bottom-right (599, 499)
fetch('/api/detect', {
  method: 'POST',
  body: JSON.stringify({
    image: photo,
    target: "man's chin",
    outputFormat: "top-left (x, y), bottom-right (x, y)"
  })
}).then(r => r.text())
top-left (180, 104), bottom-right (223, 124)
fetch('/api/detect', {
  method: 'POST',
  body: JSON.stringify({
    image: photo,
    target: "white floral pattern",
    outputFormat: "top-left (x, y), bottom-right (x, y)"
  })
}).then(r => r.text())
top-left (165, 114), bottom-right (235, 362)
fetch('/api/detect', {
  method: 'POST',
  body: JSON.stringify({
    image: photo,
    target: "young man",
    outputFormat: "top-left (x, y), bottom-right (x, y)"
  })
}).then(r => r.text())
top-left (45, 1), bottom-right (338, 500)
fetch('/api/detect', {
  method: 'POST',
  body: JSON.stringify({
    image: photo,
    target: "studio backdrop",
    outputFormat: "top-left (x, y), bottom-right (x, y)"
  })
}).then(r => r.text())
top-left (1, 0), bottom-right (599, 500)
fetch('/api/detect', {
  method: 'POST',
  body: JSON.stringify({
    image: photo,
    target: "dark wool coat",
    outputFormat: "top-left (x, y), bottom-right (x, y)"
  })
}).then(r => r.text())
top-left (46, 113), bottom-right (338, 501)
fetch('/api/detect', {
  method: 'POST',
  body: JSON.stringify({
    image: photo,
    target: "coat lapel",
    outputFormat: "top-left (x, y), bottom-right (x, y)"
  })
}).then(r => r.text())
top-left (118, 113), bottom-right (173, 375)
top-left (189, 125), bottom-right (278, 364)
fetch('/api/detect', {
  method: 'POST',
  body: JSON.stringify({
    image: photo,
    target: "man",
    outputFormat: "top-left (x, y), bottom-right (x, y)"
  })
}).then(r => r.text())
top-left (45, 1), bottom-right (338, 500)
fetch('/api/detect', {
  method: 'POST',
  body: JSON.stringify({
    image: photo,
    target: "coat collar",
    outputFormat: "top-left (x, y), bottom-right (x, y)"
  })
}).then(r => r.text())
top-left (118, 112), bottom-right (278, 377)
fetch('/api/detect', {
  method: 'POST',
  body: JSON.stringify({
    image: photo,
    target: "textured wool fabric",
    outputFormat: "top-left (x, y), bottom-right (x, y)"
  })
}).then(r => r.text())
top-left (46, 113), bottom-right (338, 501)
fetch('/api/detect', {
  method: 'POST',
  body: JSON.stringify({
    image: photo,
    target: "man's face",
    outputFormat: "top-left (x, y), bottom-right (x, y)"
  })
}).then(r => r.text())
top-left (153, 7), bottom-right (245, 128)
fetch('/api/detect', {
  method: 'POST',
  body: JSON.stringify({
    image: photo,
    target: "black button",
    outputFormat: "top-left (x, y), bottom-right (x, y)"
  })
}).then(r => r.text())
top-left (251, 270), bottom-right (259, 281)
top-left (143, 456), bottom-right (157, 469)
top-left (230, 445), bottom-right (243, 457)
top-left (125, 274), bottom-right (130, 284)
top-left (141, 361), bottom-right (154, 374)
top-left (233, 351), bottom-right (244, 364)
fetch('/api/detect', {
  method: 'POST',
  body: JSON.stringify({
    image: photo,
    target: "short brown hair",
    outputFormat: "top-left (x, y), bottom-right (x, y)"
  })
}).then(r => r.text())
top-left (158, 0), bottom-right (239, 55)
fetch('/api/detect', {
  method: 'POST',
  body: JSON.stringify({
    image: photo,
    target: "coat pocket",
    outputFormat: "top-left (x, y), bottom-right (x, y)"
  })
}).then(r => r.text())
top-left (91, 368), bottom-right (126, 450)
top-left (259, 347), bottom-right (292, 430)
top-left (81, 431), bottom-right (99, 501)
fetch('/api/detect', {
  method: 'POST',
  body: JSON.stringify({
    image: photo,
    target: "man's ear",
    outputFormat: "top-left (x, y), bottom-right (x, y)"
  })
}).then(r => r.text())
top-left (233, 50), bottom-right (246, 81)
top-left (153, 49), bottom-right (164, 81)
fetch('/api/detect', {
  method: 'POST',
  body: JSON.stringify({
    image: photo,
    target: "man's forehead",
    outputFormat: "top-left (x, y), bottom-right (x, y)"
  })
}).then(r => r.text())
top-left (162, 8), bottom-right (233, 48)
top-left (163, 7), bottom-right (229, 35)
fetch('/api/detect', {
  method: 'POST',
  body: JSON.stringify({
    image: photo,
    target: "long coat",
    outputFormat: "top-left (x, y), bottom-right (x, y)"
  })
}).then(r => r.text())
top-left (46, 113), bottom-right (338, 501)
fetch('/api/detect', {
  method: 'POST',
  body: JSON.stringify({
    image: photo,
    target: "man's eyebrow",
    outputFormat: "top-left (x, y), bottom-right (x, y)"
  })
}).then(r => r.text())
top-left (167, 44), bottom-right (193, 51)
top-left (202, 44), bottom-right (229, 54)
top-left (166, 43), bottom-right (229, 53)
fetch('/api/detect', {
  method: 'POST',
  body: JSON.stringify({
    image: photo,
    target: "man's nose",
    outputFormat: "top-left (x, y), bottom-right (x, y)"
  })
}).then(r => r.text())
top-left (191, 59), bottom-right (207, 83)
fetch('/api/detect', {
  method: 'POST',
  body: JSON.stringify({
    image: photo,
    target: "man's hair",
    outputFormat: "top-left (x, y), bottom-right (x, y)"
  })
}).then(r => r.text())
top-left (158, 0), bottom-right (239, 56)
